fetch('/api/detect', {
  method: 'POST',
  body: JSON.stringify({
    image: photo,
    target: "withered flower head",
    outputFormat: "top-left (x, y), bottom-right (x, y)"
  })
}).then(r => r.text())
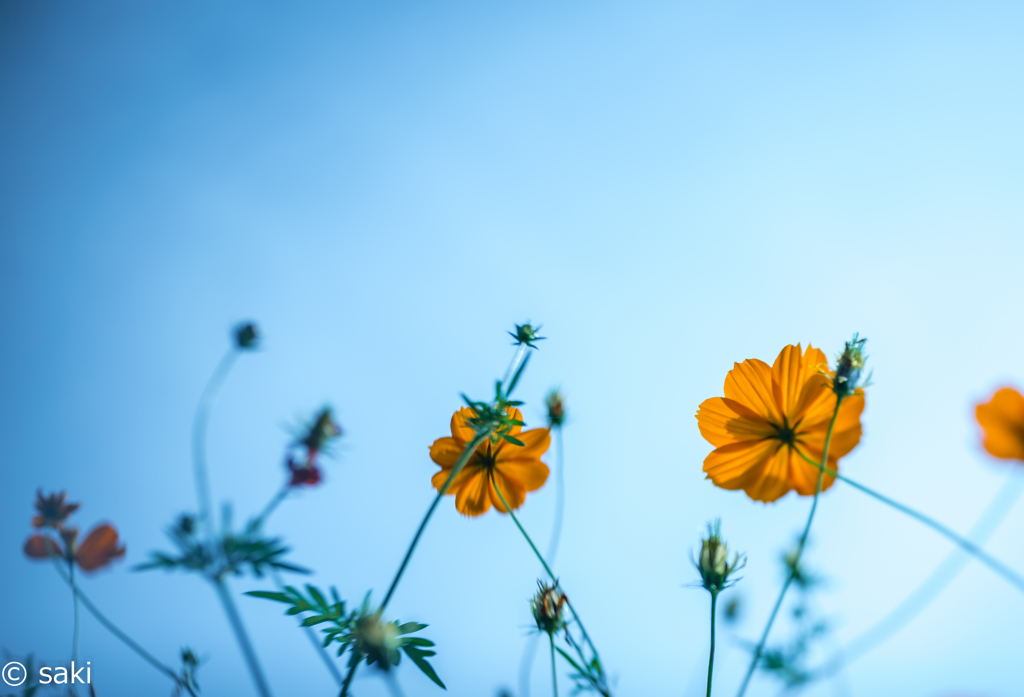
top-left (287, 458), bottom-right (322, 487)
top-left (694, 519), bottom-right (745, 593)
top-left (544, 389), bottom-right (566, 428)
top-left (530, 580), bottom-right (568, 635)
top-left (233, 322), bottom-right (260, 350)
top-left (298, 407), bottom-right (342, 459)
top-left (32, 490), bottom-right (80, 529)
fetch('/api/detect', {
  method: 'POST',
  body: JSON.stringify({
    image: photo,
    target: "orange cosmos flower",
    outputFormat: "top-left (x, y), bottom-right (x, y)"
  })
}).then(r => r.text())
top-left (696, 344), bottom-right (865, 503)
top-left (24, 523), bottom-right (126, 572)
top-left (430, 407), bottom-right (550, 517)
top-left (976, 387), bottom-right (1024, 462)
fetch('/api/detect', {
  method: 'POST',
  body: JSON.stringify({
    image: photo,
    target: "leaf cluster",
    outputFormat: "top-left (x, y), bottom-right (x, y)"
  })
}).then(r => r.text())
top-left (246, 585), bottom-right (445, 689)
top-left (460, 353), bottom-right (533, 447)
top-left (136, 511), bottom-right (307, 579)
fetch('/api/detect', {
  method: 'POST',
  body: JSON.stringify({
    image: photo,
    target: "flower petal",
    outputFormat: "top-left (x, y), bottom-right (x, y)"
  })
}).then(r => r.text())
top-left (450, 408), bottom-right (477, 444)
top-left (429, 436), bottom-right (469, 467)
top-left (454, 469), bottom-right (492, 517)
top-left (702, 439), bottom-right (777, 491)
top-left (495, 457), bottom-right (550, 493)
top-left (505, 407), bottom-right (525, 437)
top-left (75, 524), bottom-right (125, 572)
top-left (24, 534), bottom-right (62, 559)
top-left (797, 392), bottom-right (864, 462)
top-left (696, 397), bottom-right (777, 447)
top-left (489, 469), bottom-right (527, 513)
top-left (431, 460), bottom-right (482, 493)
top-left (497, 427), bottom-right (551, 459)
top-left (772, 345), bottom-right (831, 423)
top-left (723, 358), bottom-right (782, 424)
top-left (976, 388), bottom-right (1024, 461)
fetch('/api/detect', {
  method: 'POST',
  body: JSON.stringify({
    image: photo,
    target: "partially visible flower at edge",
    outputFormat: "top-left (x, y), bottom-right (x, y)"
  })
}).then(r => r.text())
top-left (32, 490), bottom-right (80, 529)
top-left (976, 387), bottom-right (1024, 462)
top-left (429, 407), bottom-right (551, 517)
top-left (695, 343), bottom-right (866, 503)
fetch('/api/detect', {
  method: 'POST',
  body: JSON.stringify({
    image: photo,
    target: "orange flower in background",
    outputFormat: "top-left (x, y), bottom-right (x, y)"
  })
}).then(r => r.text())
top-left (430, 407), bottom-right (551, 517)
top-left (32, 490), bottom-right (80, 529)
top-left (696, 344), bottom-right (865, 503)
top-left (24, 523), bottom-right (125, 572)
top-left (976, 388), bottom-right (1024, 462)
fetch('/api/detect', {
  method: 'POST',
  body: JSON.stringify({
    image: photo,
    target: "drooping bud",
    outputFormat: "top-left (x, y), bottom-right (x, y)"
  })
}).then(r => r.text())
top-left (233, 322), bottom-right (260, 350)
top-left (545, 389), bottom-right (566, 428)
top-left (694, 519), bottom-right (745, 593)
top-left (509, 323), bottom-right (546, 348)
top-left (530, 580), bottom-right (568, 635)
top-left (832, 333), bottom-right (870, 398)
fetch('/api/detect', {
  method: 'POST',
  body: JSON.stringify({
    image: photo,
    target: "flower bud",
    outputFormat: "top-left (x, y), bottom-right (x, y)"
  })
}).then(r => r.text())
top-left (354, 612), bottom-right (401, 668)
top-left (694, 519), bottom-right (745, 593)
top-left (233, 322), bottom-right (260, 350)
top-left (509, 323), bottom-right (546, 348)
top-left (545, 389), bottom-right (566, 428)
top-left (530, 580), bottom-right (568, 635)
top-left (832, 333), bottom-right (869, 398)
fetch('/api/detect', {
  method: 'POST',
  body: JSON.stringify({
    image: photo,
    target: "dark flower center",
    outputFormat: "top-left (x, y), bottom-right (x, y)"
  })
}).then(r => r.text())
top-left (772, 421), bottom-right (797, 446)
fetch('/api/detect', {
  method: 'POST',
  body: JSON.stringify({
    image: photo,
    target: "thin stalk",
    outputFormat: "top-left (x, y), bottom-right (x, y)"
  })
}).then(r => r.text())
top-left (193, 349), bottom-right (238, 529)
top-left (547, 426), bottom-right (566, 564)
top-left (502, 344), bottom-right (529, 388)
top-left (735, 395), bottom-right (845, 697)
top-left (339, 657), bottom-right (358, 697)
top-left (385, 671), bottom-right (406, 697)
top-left (213, 578), bottom-right (273, 697)
top-left (379, 431), bottom-right (489, 612)
top-left (549, 633), bottom-right (559, 697)
top-left (254, 485), bottom-right (290, 529)
top-left (270, 570), bottom-right (344, 687)
top-left (48, 557), bottom-right (197, 696)
top-left (489, 473), bottom-right (603, 666)
top-left (706, 590), bottom-right (718, 697)
top-left (70, 563), bottom-right (80, 668)
top-left (809, 472), bottom-right (1024, 680)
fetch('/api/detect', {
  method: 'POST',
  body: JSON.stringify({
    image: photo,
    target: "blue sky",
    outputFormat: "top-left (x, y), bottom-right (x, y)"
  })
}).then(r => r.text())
top-left (2, 2), bottom-right (1024, 696)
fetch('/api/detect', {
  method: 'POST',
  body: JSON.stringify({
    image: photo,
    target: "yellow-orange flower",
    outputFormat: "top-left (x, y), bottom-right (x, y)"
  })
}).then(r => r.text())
top-left (430, 407), bottom-right (550, 517)
top-left (976, 387), bottom-right (1024, 462)
top-left (695, 344), bottom-right (865, 503)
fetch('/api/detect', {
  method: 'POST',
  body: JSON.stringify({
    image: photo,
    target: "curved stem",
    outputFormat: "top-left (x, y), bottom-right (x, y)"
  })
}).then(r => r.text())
top-left (48, 557), bottom-right (196, 696)
top-left (736, 395), bottom-right (844, 697)
top-left (254, 485), bottom-right (290, 530)
top-left (706, 590), bottom-right (718, 697)
top-left (379, 431), bottom-right (489, 612)
top-left (489, 473), bottom-right (603, 667)
top-left (213, 578), bottom-right (273, 697)
top-left (549, 632), bottom-right (559, 697)
top-left (809, 472), bottom-right (1024, 680)
top-left (193, 349), bottom-right (239, 529)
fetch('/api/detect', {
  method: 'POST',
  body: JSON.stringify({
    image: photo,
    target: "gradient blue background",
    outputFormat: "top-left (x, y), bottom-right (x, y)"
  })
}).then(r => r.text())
top-left (3, 2), bottom-right (1024, 695)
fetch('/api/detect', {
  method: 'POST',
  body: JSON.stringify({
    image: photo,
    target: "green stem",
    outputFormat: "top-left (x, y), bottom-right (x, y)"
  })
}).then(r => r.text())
top-left (270, 570), bottom-right (344, 687)
top-left (489, 473), bottom-right (603, 668)
top-left (808, 472), bottom-right (1024, 680)
top-left (549, 632), bottom-right (559, 697)
top-left (735, 395), bottom-right (845, 697)
top-left (379, 431), bottom-right (490, 612)
top-left (339, 656), bottom-right (359, 697)
top-left (502, 344), bottom-right (529, 388)
top-left (48, 557), bottom-right (197, 696)
top-left (213, 578), bottom-right (273, 697)
top-left (706, 590), bottom-right (718, 697)
top-left (193, 349), bottom-right (238, 530)
top-left (253, 485), bottom-right (290, 529)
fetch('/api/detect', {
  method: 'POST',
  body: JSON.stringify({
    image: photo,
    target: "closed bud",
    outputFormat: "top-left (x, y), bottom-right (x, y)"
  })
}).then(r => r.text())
top-left (545, 389), bottom-right (566, 428)
top-left (832, 333), bottom-right (870, 398)
top-left (530, 580), bottom-right (568, 635)
top-left (233, 322), bottom-right (260, 350)
top-left (509, 323), bottom-right (546, 348)
top-left (694, 519), bottom-right (745, 593)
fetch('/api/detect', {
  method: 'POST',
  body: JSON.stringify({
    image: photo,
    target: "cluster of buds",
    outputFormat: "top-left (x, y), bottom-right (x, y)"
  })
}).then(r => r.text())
top-left (545, 389), bottom-right (566, 428)
top-left (509, 323), bottom-right (546, 348)
top-left (694, 519), bottom-right (745, 594)
top-left (832, 333), bottom-right (871, 398)
top-left (286, 407), bottom-right (342, 487)
top-left (530, 580), bottom-right (569, 635)
top-left (23, 490), bottom-right (125, 573)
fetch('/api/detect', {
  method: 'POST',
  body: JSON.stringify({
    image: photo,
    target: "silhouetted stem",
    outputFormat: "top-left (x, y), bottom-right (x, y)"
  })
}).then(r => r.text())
top-left (706, 590), bottom-right (718, 697)
top-left (271, 569), bottom-right (344, 687)
top-left (550, 633), bottom-right (559, 697)
top-left (193, 349), bottom-right (238, 529)
top-left (214, 578), bottom-right (273, 697)
top-left (736, 395), bottom-right (844, 697)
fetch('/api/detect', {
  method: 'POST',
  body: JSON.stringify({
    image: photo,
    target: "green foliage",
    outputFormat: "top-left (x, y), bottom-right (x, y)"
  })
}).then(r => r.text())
top-left (247, 585), bottom-right (446, 689)
top-left (135, 509), bottom-right (308, 579)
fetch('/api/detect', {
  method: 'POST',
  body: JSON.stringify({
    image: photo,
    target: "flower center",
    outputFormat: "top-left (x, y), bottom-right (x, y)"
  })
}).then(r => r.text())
top-left (473, 443), bottom-right (497, 471)
top-left (772, 421), bottom-right (797, 446)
